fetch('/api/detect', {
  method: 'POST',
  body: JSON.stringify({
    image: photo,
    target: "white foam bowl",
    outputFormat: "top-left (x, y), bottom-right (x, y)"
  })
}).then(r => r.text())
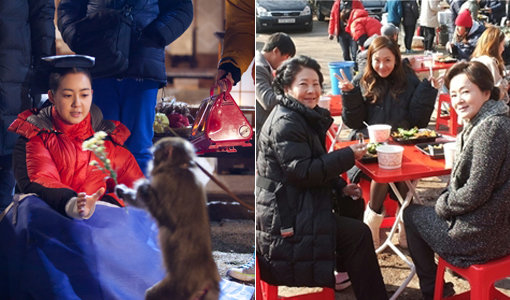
top-left (368, 124), bottom-right (391, 143)
top-left (377, 145), bottom-right (404, 169)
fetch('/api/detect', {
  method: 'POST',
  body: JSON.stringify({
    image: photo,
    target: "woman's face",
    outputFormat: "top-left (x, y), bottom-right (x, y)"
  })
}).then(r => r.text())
top-left (499, 40), bottom-right (505, 56)
top-left (49, 73), bottom-right (93, 124)
top-left (449, 73), bottom-right (490, 121)
top-left (284, 67), bottom-right (321, 109)
top-left (371, 47), bottom-right (396, 78)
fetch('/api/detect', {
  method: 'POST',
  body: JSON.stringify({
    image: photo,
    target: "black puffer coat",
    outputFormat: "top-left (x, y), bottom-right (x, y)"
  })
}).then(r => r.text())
top-left (342, 65), bottom-right (438, 138)
top-left (57, 0), bottom-right (193, 84)
top-left (256, 96), bottom-right (355, 288)
top-left (0, 0), bottom-right (55, 156)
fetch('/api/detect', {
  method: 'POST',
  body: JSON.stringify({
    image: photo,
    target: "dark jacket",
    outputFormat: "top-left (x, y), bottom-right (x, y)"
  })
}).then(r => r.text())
top-left (57, 0), bottom-right (193, 84)
top-left (342, 65), bottom-right (438, 138)
top-left (256, 96), bottom-right (355, 288)
top-left (451, 21), bottom-right (485, 61)
top-left (402, 0), bottom-right (419, 26)
top-left (482, 0), bottom-right (505, 24)
top-left (8, 105), bottom-right (144, 216)
top-left (0, 0), bottom-right (55, 156)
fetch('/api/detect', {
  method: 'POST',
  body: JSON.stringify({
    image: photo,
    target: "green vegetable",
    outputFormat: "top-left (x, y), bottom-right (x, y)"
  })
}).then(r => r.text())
top-left (367, 143), bottom-right (381, 154)
top-left (153, 112), bottom-right (170, 134)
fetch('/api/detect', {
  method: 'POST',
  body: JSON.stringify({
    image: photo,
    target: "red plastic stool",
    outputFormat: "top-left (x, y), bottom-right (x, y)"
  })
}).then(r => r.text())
top-left (256, 258), bottom-right (335, 300)
top-left (359, 177), bottom-right (398, 228)
top-left (433, 254), bottom-right (510, 300)
top-left (435, 94), bottom-right (461, 136)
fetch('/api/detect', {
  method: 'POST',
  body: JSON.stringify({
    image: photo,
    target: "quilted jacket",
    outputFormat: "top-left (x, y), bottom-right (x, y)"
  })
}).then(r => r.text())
top-left (256, 96), bottom-right (354, 288)
top-left (57, 0), bottom-right (193, 84)
top-left (345, 9), bottom-right (382, 44)
top-left (8, 105), bottom-right (144, 216)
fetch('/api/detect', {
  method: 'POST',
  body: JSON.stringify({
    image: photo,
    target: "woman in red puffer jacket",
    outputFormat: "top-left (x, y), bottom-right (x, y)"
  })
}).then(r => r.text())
top-left (8, 59), bottom-right (144, 219)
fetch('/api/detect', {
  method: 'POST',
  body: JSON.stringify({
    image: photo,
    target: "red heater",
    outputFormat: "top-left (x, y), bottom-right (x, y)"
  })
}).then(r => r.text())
top-left (190, 82), bottom-right (253, 154)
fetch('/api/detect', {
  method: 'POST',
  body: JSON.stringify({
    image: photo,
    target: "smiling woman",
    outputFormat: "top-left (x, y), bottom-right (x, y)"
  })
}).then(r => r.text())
top-left (256, 55), bottom-right (388, 300)
top-left (403, 60), bottom-right (510, 300)
top-left (7, 55), bottom-right (144, 219)
top-left (337, 35), bottom-right (439, 247)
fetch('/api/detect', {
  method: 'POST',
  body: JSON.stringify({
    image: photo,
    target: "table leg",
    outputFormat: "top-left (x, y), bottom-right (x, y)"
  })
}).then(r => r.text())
top-left (375, 180), bottom-right (419, 300)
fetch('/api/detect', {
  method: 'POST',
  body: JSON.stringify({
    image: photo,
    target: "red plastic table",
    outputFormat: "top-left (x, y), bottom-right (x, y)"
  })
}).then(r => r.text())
top-left (335, 140), bottom-right (451, 299)
top-left (406, 55), bottom-right (456, 74)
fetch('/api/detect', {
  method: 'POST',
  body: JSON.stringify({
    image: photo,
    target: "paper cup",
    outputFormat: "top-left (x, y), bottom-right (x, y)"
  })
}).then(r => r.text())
top-left (368, 124), bottom-right (391, 143)
top-left (377, 145), bottom-right (404, 169)
top-left (443, 142), bottom-right (456, 169)
top-left (318, 96), bottom-right (331, 109)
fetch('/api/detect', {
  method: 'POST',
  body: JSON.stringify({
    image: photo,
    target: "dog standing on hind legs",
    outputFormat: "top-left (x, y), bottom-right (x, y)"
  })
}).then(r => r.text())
top-left (116, 137), bottom-right (220, 300)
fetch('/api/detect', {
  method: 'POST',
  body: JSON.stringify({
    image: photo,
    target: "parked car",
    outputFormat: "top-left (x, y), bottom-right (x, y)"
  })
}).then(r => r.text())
top-left (256, 0), bottom-right (314, 32)
top-left (314, 0), bottom-right (386, 22)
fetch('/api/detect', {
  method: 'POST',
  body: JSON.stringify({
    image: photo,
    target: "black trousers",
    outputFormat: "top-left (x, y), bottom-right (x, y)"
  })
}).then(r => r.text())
top-left (403, 204), bottom-right (440, 300)
top-left (422, 26), bottom-right (436, 51)
top-left (335, 197), bottom-right (388, 300)
top-left (338, 31), bottom-right (358, 63)
top-left (403, 24), bottom-right (416, 50)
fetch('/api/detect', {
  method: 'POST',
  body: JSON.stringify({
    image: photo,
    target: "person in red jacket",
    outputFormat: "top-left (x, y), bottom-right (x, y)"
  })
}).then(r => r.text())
top-left (342, 8), bottom-right (382, 48)
top-left (328, 0), bottom-right (365, 65)
top-left (8, 55), bottom-right (144, 219)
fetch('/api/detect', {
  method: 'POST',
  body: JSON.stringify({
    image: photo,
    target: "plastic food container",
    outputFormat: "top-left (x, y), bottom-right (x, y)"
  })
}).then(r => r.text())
top-left (377, 145), bottom-right (404, 169)
top-left (318, 96), bottom-right (331, 109)
top-left (368, 124), bottom-right (391, 143)
top-left (443, 142), bottom-right (456, 169)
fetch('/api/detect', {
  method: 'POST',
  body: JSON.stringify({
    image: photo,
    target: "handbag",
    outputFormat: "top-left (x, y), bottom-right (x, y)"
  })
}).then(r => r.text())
top-left (71, 1), bottom-right (136, 78)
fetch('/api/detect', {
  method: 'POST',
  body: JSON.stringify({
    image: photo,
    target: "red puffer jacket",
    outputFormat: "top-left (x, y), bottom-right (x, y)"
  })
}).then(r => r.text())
top-left (345, 9), bottom-right (382, 43)
top-left (328, 0), bottom-right (364, 36)
top-left (8, 104), bottom-right (144, 216)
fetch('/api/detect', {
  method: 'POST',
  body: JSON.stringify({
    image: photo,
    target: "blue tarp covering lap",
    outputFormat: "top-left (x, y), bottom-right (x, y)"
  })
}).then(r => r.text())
top-left (0, 195), bottom-right (254, 300)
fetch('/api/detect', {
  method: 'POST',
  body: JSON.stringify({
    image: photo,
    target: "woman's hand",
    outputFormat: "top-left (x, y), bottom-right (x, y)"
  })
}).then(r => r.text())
top-left (343, 183), bottom-right (362, 200)
top-left (335, 69), bottom-right (354, 92)
top-left (349, 143), bottom-right (367, 160)
top-left (77, 187), bottom-right (105, 218)
top-left (429, 74), bottom-right (444, 90)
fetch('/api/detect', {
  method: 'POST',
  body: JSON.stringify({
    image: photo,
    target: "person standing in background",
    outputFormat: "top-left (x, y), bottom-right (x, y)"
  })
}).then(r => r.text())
top-left (0, 0), bottom-right (55, 211)
top-left (449, 0), bottom-right (467, 22)
top-left (384, 0), bottom-right (402, 27)
top-left (403, 0), bottom-right (420, 53)
top-left (481, 0), bottom-right (506, 25)
top-left (328, 0), bottom-right (364, 69)
top-left (420, 0), bottom-right (442, 51)
top-left (255, 32), bottom-right (296, 141)
top-left (212, 0), bottom-right (257, 283)
top-left (57, 0), bottom-right (193, 175)
top-left (215, 0), bottom-right (255, 90)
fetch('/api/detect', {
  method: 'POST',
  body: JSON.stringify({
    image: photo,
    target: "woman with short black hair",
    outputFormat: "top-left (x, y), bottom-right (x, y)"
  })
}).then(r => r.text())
top-left (256, 55), bottom-right (388, 299)
top-left (404, 61), bottom-right (510, 300)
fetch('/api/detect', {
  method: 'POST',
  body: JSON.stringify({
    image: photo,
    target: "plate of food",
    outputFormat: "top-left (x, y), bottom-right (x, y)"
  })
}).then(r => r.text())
top-left (434, 54), bottom-right (457, 63)
top-left (360, 143), bottom-right (381, 163)
top-left (391, 127), bottom-right (440, 144)
top-left (415, 142), bottom-right (446, 159)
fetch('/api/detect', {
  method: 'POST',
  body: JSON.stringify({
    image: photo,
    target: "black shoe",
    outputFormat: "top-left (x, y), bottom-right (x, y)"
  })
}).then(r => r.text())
top-left (443, 282), bottom-right (455, 297)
